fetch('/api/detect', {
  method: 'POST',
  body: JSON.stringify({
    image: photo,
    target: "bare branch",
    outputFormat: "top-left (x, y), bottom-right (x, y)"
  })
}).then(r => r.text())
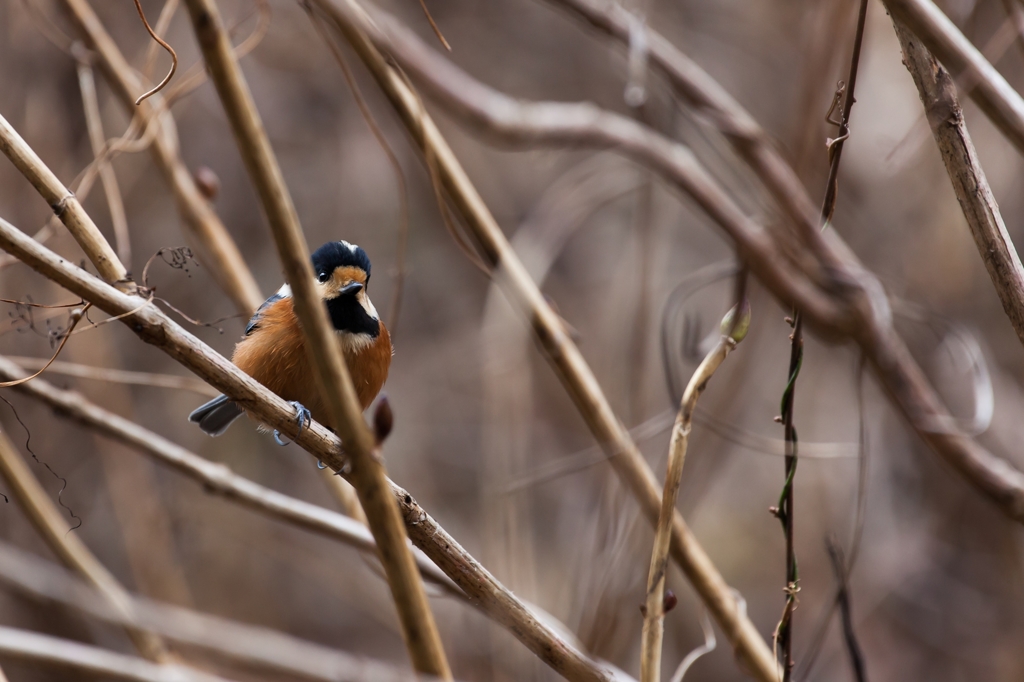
top-left (893, 18), bottom-right (1024, 349)
top-left (75, 52), bottom-right (132, 268)
top-left (0, 215), bottom-right (621, 682)
top-left (178, 0), bottom-right (450, 676)
top-left (884, 0), bottom-right (1024, 155)
top-left (0, 542), bottom-right (435, 682)
top-left (0, 113), bottom-right (128, 285)
top-left (59, 0), bottom-right (264, 316)
top-left (0, 626), bottom-right (230, 682)
top-left (2, 356), bottom-right (220, 396)
top-left (0, 354), bottom-right (458, 597)
top-left (641, 314), bottom-right (746, 682)
top-left (306, 2), bottom-right (781, 680)
top-left (342, 0), bottom-right (1024, 526)
top-left (0, 430), bottom-right (170, 661)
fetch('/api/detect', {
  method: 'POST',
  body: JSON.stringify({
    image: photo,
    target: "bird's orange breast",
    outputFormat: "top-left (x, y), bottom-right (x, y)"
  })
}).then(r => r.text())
top-left (231, 298), bottom-right (392, 430)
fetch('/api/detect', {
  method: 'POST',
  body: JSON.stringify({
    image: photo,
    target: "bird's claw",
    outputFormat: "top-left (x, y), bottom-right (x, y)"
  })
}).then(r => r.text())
top-left (274, 401), bottom-right (312, 446)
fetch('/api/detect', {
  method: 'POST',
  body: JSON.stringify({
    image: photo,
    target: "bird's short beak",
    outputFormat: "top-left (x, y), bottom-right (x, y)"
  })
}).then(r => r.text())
top-left (339, 281), bottom-right (364, 295)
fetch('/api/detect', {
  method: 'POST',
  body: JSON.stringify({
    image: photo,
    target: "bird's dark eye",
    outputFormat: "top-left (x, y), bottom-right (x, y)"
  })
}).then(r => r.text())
top-left (317, 271), bottom-right (330, 283)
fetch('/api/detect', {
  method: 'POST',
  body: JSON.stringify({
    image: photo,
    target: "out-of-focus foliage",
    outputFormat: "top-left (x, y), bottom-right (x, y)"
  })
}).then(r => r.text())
top-left (1, 0), bottom-right (1024, 680)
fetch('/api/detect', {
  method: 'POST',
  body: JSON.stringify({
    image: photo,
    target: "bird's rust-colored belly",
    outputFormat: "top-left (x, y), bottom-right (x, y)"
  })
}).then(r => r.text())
top-left (231, 298), bottom-right (391, 430)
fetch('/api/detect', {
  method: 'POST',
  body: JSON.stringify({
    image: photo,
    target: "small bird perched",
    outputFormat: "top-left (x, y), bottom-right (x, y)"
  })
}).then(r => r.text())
top-left (189, 240), bottom-right (392, 437)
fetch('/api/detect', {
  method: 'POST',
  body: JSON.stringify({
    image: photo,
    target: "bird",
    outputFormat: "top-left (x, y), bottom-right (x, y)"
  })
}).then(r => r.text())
top-left (189, 240), bottom-right (392, 438)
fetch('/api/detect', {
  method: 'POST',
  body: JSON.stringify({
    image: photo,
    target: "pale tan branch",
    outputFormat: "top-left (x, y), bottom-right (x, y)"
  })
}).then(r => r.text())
top-left (178, 0), bottom-right (450, 677)
top-left (0, 113), bottom-right (128, 285)
top-left (893, 20), bottom-right (1024, 349)
top-left (0, 626), bottom-right (229, 682)
top-left (76, 54), bottom-right (132, 269)
top-left (641, 323), bottom-right (743, 682)
top-left (0, 430), bottom-right (169, 662)
top-left (340, 0), bottom-right (1024, 525)
top-left (0, 543), bottom-right (434, 682)
top-left (357, 5), bottom-right (844, 333)
top-left (308, 2), bottom-right (780, 680)
top-left (884, 0), bottom-right (1024, 155)
top-left (59, 0), bottom-right (263, 316)
top-left (540, 0), bottom-right (840, 270)
top-left (0, 354), bottom-right (457, 597)
top-left (2, 356), bottom-right (220, 396)
top-left (0, 215), bottom-right (619, 682)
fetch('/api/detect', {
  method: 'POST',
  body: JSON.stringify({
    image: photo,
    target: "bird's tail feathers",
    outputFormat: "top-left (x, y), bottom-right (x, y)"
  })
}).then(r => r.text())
top-left (188, 395), bottom-right (243, 437)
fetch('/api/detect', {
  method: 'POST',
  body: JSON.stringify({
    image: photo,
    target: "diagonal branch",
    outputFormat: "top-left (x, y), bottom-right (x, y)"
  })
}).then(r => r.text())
top-left (342, 0), bottom-right (1024, 526)
top-left (307, 2), bottom-right (781, 680)
top-left (538, 0), bottom-right (839, 273)
top-left (0, 354), bottom-right (459, 599)
top-left (892, 18), bottom-right (1024, 349)
top-left (0, 113), bottom-right (128, 285)
top-left (883, 0), bottom-right (1024, 155)
top-left (178, 0), bottom-right (449, 677)
top-left (0, 215), bottom-right (620, 682)
top-left (0, 430), bottom-right (169, 662)
top-left (0, 542), bottom-right (435, 682)
top-left (58, 0), bottom-right (263, 316)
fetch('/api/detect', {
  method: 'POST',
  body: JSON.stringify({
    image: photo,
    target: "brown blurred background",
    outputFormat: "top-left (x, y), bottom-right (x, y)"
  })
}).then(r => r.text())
top-left (2, 0), bottom-right (1024, 680)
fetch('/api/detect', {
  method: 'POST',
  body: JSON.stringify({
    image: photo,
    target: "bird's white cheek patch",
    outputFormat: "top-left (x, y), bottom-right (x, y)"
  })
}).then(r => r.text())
top-left (359, 293), bottom-right (379, 320)
top-left (276, 284), bottom-right (293, 298)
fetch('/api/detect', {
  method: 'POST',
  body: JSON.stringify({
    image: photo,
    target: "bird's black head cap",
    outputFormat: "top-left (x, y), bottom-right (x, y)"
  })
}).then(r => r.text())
top-left (311, 241), bottom-right (371, 282)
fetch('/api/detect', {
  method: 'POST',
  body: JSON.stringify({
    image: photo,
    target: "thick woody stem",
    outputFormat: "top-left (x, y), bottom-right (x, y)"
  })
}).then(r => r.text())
top-left (884, 0), bottom-right (1024, 154)
top-left (0, 213), bottom-right (616, 681)
top-left (308, 2), bottom-right (780, 679)
top-left (178, 0), bottom-right (450, 676)
top-left (892, 18), bottom-right (1024, 349)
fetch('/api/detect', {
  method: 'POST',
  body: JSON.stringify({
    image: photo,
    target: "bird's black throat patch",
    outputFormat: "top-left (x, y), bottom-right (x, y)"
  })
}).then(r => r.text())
top-left (325, 294), bottom-right (379, 337)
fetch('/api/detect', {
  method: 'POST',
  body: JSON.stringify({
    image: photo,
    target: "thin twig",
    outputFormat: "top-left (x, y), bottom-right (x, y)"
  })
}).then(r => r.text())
top-left (142, 0), bottom-right (180, 80)
top-left (75, 52), bottom-right (132, 268)
top-left (132, 0), bottom-right (179, 104)
top-left (417, 0), bottom-right (451, 51)
top-left (179, 0), bottom-right (450, 676)
top-left (0, 304), bottom-right (91, 388)
top-left (774, 5), bottom-right (868, 680)
top-left (669, 606), bottom-right (716, 682)
top-left (640, 306), bottom-right (747, 682)
top-left (892, 16), bottom-right (1024, 349)
top-left (0, 214), bottom-right (622, 682)
top-left (825, 539), bottom-right (867, 682)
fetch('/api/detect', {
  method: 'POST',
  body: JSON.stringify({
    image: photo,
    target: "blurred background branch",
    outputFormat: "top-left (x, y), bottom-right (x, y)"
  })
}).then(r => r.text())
top-left (3, 0), bottom-right (1024, 679)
